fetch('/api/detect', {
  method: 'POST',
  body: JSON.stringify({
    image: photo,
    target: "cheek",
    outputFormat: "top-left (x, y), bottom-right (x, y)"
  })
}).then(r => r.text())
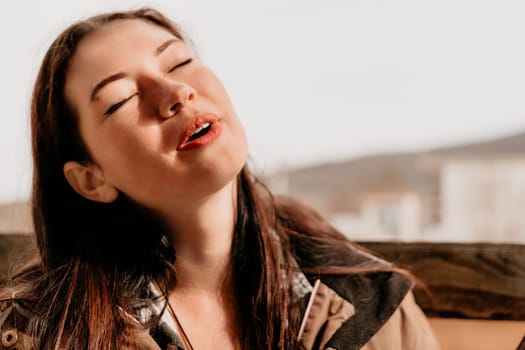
top-left (235, 121), bottom-right (248, 157)
top-left (194, 68), bottom-right (234, 107)
top-left (224, 118), bottom-right (249, 170)
top-left (84, 122), bottom-right (154, 173)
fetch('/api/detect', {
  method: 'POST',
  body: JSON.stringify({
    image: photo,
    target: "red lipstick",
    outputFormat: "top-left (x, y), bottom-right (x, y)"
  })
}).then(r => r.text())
top-left (177, 114), bottom-right (221, 151)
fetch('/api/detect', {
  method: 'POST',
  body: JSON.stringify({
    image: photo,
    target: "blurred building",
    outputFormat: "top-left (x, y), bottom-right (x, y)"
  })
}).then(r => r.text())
top-left (330, 191), bottom-right (422, 240)
top-left (267, 132), bottom-right (525, 242)
top-left (441, 158), bottom-right (525, 242)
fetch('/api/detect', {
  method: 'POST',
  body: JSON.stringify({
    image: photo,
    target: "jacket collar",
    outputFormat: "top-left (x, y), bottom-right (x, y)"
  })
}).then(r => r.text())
top-left (299, 271), bottom-right (413, 350)
top-left (136, 247), bottom-right (413, 350)
top-left (297, 243), bottom-right (414, 349)
top-left (298, 279), bottom-right (356, 349)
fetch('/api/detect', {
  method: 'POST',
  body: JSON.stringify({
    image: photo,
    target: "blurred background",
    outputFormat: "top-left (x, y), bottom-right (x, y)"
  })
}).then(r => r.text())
top-left (2, 0), bottom-right (525, 243)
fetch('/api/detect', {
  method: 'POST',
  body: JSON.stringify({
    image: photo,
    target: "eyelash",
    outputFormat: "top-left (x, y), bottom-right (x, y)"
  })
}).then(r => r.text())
top-left (104, 58), bottom-right (193, 116)
top-left (167, 58), bottom-right (193, 73)
top-left (104, 94), bottom-right (136, 116)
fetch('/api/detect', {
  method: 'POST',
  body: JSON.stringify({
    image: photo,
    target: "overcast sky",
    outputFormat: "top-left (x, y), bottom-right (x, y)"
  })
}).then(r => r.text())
top-left (2, 0), bottom-right (525, 203)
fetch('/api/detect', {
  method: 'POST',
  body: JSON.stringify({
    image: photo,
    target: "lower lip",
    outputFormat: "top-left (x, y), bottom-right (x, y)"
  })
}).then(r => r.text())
top-left (176, 122), bottom-right (222, 151)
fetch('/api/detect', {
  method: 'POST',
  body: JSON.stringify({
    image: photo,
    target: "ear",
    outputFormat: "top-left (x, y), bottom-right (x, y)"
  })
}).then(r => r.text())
top-left (63, 161), bottom-right (118, 203)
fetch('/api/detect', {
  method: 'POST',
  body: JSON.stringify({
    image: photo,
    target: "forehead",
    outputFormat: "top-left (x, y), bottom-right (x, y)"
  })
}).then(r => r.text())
top-left (65, 19), bottom-right (179, 106)
top-left (71, 19), bottom-right (178, 73)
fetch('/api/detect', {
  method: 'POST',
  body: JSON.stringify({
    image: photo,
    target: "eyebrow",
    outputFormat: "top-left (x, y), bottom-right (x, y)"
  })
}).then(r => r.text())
top-left (90, 72), bottom-right (128, 102)
top-left (90, 38), bottom-right (181, 102)
top-left (155, 38), bottom-right (179, 56)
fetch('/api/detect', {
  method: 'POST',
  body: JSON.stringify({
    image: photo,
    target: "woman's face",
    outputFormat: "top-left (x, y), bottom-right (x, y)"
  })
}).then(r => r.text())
top-left (65, 19), bottom-right (248, 212)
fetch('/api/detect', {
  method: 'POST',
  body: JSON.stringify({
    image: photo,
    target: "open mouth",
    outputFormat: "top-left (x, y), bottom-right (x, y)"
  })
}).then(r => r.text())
top-left (186, 122), bottom-right (212, 142)
top-left (177, 116), bottom-right (221, 151)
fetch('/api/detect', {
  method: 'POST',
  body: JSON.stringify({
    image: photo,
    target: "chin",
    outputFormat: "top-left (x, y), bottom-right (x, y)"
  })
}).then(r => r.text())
top-left (192, 155), bottom-right (246, 196)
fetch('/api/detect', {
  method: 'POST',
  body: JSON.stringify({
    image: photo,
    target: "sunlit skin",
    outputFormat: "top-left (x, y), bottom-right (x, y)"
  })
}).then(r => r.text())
top-left (64, 19), bottom-right (247, 349)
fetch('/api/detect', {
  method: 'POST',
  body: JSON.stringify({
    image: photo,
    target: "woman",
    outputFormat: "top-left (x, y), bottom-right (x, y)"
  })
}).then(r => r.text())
top-left (0, 8), bottom-right (439, 350)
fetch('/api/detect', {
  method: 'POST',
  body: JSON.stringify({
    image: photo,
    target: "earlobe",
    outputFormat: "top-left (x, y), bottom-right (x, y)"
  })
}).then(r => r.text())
top-left (63, 161), bottom-right (118, 203)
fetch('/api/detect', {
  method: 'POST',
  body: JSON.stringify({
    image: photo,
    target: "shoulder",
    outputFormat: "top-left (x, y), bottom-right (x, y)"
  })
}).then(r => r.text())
top-left (298, 270), bottom-right (420, 350)
top-left (360, 291), bottom-right (441, 350)
top-left (300, 284), bottom-right (441, 350)
top-left (313, 243), bottom-right (415, 308)
top-left (0, 299), bottom-right (34, 349)
top-left (298, 264), bottom-right (423, 349)
top-left (275, 194), bottom-right (414, 301)
top-left (307, 250), bottom-right (415, 349)
top-left (275, 195), bottom-right (430, 348)
top-left (0, 264), bottom-right (42, 349)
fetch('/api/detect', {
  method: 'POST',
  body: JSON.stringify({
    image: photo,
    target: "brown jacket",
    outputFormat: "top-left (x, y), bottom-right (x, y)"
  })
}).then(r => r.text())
top-left (0, 277), bottom-right (439, 350)
top-left (120, 273), bottom-right (439, 350)
top-left (124, 272), bottom-right (440, 350)
top-left (0, 250), bottom-right (439, 349)
top-left (297, 279), bottom-right (440, 350)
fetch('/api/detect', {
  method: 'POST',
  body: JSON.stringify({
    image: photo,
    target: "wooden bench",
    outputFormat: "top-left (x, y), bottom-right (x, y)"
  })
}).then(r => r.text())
top-left (1, 234), bottom-right (524, 349)
top-left (359, 241), bottom-right (525, 350)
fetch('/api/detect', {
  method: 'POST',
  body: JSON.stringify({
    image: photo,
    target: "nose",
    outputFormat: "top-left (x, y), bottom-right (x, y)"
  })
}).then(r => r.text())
top-left (157, 79), bottom-right (197, 119)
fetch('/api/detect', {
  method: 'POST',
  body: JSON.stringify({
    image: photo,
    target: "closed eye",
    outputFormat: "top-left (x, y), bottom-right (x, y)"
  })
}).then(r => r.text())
top-left (104, 93), bottom-right (137, 116)
top-left (167, 58), bottom-right (193, 73)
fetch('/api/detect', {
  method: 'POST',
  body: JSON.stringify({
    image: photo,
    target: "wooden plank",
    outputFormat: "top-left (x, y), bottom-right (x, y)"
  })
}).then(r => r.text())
top-left (0, 234), bottom-right (523, 320)
top-left (0, 233), bottom-right (36, 281)
top-left (359, 241), bottom-right (525, 320)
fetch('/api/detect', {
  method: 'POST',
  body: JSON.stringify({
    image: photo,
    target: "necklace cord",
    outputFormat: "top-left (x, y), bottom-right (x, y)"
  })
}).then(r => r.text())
top-left (167, 299), bottom-right (195, 350)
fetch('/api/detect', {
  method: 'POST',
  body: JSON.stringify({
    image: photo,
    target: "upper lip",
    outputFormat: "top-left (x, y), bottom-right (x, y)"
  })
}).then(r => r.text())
top-left (177, 113), bottom-right (219, 149)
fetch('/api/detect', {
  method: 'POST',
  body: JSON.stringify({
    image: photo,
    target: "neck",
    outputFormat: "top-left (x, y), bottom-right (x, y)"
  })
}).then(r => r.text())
top-left (161, 180), bottom-right (237, 294)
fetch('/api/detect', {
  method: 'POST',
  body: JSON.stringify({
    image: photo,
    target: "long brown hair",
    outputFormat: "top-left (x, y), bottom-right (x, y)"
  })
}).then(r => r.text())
top-left (1, 7), bottom-right (398, 350)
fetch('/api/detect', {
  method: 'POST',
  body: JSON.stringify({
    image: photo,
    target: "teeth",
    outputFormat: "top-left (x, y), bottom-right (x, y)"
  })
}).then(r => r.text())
top-left (191, 122), bottom-right (210, 136)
